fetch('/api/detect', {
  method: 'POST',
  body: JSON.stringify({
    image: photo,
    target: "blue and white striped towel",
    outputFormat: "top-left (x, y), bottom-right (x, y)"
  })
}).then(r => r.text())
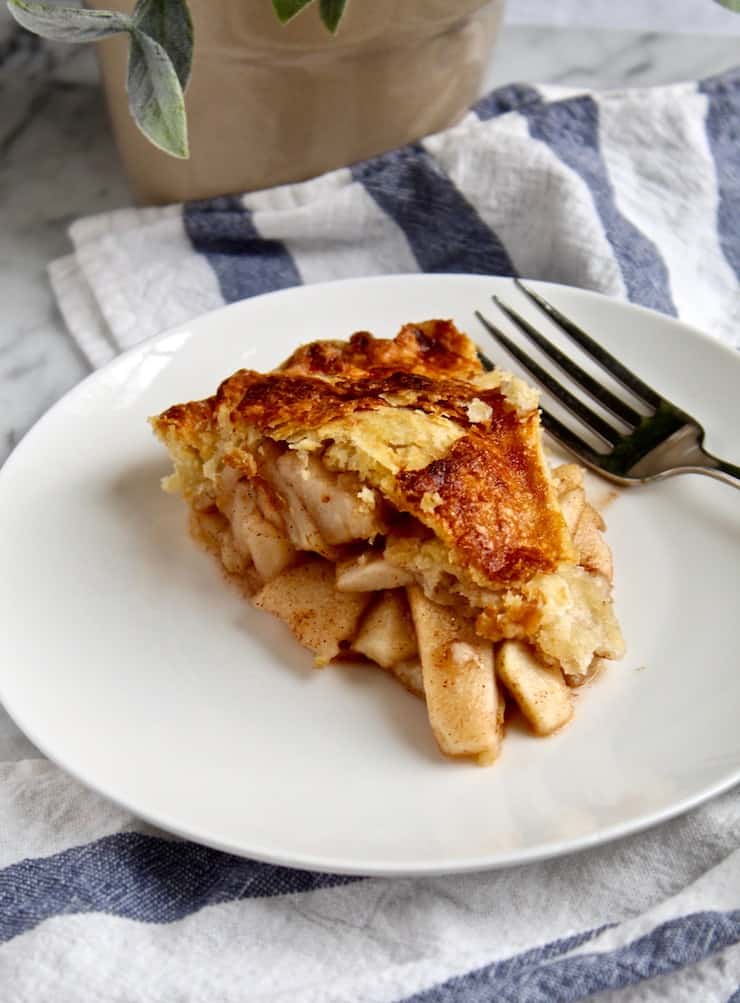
top-left (7, 67), bottom-right (734, 1001)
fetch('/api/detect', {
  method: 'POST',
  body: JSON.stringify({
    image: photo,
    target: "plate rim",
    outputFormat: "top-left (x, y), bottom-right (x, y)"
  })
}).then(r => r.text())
top-left (2, 273), bottom-right (739, 876)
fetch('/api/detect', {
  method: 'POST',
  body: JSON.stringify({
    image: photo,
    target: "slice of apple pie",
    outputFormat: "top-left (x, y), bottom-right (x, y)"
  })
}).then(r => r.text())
top-left (151, 319), bottom-right (624, 764)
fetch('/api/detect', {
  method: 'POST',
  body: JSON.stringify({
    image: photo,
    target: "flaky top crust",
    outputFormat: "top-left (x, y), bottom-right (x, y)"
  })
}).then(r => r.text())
top-left (278, 320), bottom-right (484, 381)
top-left (152, 320), bottom-right (573, 586)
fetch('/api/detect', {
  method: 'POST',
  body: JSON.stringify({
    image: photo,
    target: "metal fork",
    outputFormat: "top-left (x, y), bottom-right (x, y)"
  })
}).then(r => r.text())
top-left (475, 280), bottom-right (740, 489)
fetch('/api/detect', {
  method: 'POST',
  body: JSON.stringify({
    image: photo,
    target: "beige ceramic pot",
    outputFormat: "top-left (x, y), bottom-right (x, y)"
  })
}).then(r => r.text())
top-left (91, 0), bottom-right (505, 204)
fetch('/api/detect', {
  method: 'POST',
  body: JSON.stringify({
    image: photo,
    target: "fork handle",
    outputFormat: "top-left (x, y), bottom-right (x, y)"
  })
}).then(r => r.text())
top-left (695, 449), bottom-right (740, 490)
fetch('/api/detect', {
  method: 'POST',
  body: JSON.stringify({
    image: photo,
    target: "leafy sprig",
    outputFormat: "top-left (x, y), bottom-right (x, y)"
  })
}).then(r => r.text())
top-left (6, 0), bottom-right (349, 158)
top-left (273, 0), bottom-right (348, 31)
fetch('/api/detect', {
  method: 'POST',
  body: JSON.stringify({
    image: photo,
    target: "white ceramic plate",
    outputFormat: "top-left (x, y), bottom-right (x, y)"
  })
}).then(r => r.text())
top-left (1, 275), bottom-right (739, 876)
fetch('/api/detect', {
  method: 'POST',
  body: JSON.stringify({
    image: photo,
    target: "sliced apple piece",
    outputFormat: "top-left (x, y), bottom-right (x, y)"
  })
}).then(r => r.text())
top-left (558, 487), bottom-right (586, 536)
top-left (276, 450), bottom-right (384, 545)
top-left (407, 586), bottom-right (501, 762)
top-left (496, 640), bottom-right (573, 736)
top-left (387, 660), bottom-right (425, 700)
top-left (254, 558), bottom-right (370, 666)
top-left (353, 590), bottom-right (418, 668)
top-left (259, 447), bottom-right (338, 560)
top-left (231, 482), bottom-right (296, 582)
top-left (573, 503), bottom-right (613, 582)
top-left (336, 552), bottom-right (414, 592)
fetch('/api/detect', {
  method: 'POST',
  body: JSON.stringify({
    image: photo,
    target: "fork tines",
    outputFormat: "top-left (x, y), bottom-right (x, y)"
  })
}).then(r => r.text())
top-left (475, 280), bottom-right (664, 450)
top-left (513, 280), bottom-right (661, 409)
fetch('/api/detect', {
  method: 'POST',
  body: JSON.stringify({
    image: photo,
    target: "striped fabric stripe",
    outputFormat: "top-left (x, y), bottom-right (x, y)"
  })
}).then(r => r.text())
top-left (242, 169), bottom-right (421, 283)
top-left (473, 83), bottom-right (545, 121)
top-left (350, 146), bottom-right (517, 277)
top-left (519, 95), bottom-right (677, 315)
top-left (0, 832), bottom-right (354, 944)
top-left (595, 84), bottom-right (739, 339)
top-left (591, 941), bottom-right (740, 1003)
top-left (699, 70), bottom-right (740, 280)
top-left (183, 195), bottom-right (301, 302)
top-left (400, 911), bottom-right (740, 1003)
top-left (423, 109), bottom-right (627, 295)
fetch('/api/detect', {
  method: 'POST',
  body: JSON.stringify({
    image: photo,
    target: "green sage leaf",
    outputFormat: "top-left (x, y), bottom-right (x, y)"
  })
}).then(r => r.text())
top-left (6, 0), bottom-right (131, 42)
top-left (133, 0), bottom-right (193, 91)
top-left (271, 0), bottom-right (314, 25)
top-left (127, 27), bottom-right (189, 159)
top-left (318, 0), bottom-right (347, 32)
top-left (713, 0), bottom-right (740, 10)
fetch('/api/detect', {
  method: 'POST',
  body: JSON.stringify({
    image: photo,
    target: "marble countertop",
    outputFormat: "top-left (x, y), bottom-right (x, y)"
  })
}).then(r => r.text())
top-left (1, 22), bottom-right (739, 471)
